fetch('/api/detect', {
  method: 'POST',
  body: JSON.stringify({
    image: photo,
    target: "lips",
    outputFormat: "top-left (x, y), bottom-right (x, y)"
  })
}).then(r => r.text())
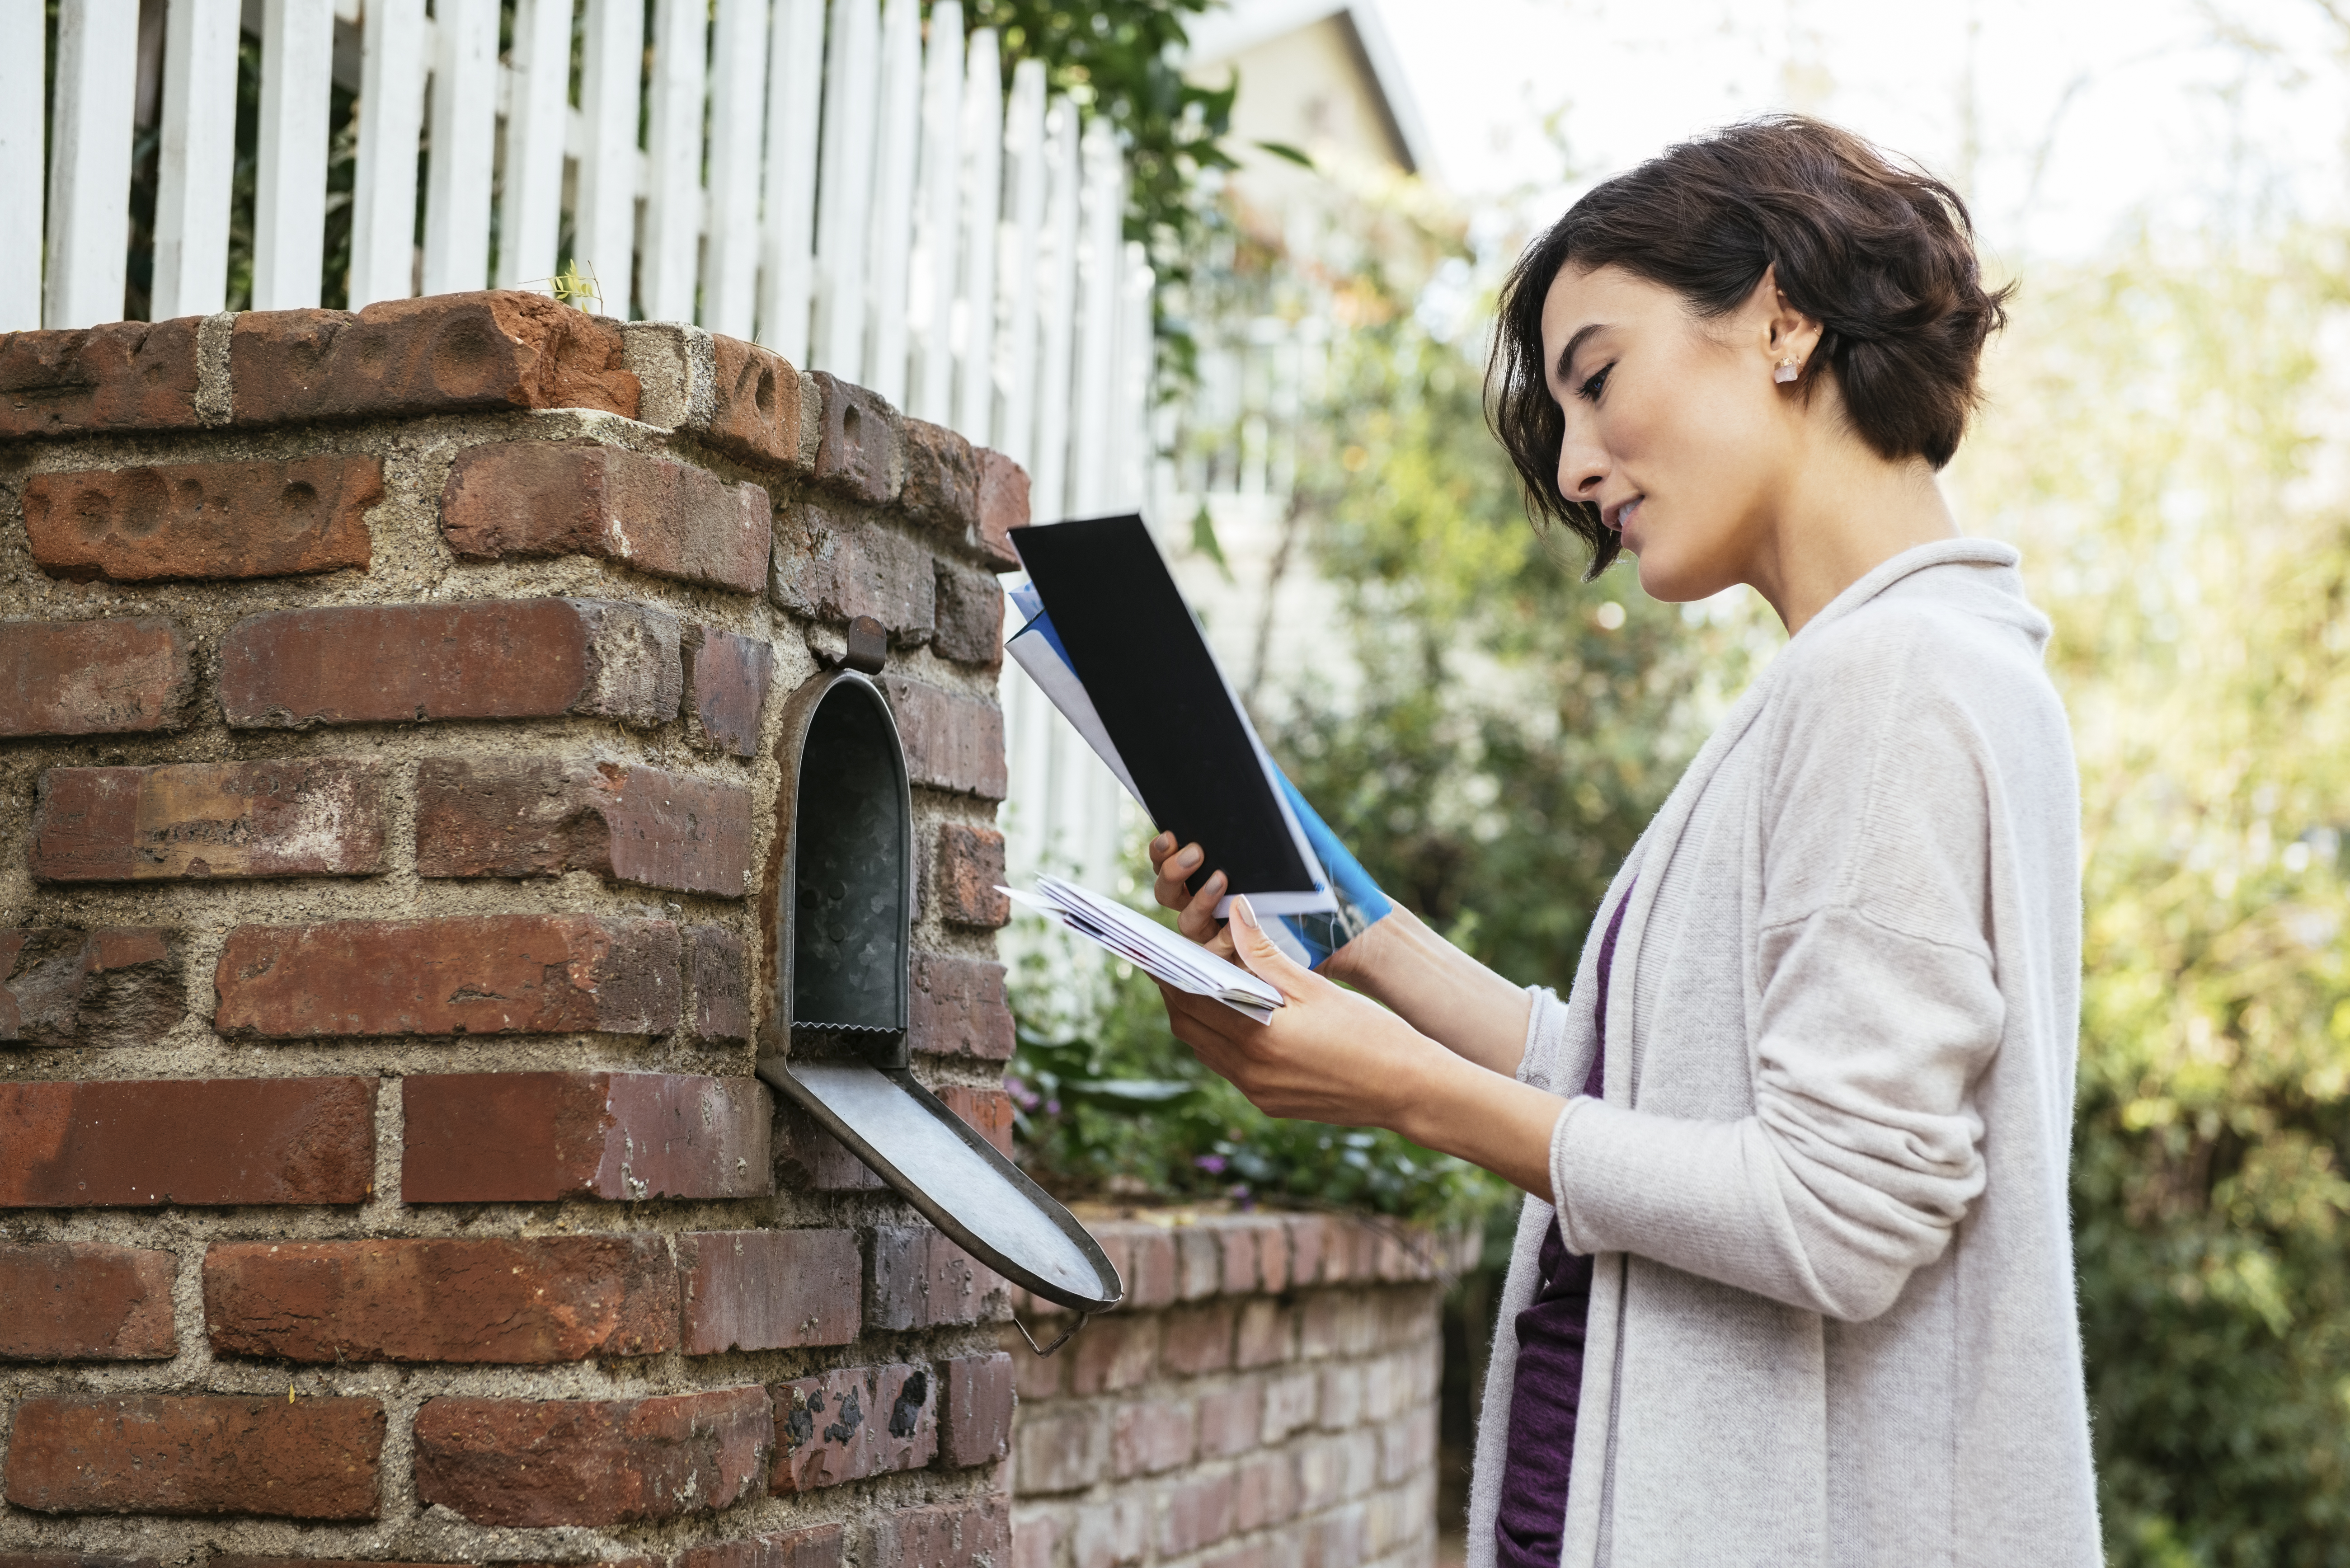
top-left (1607, 496), bottom-right (1644, 534)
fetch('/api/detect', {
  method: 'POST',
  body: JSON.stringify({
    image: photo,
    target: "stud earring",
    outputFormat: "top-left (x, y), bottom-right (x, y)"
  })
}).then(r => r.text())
top-left (1774, 357), bottom-right (1800, 384)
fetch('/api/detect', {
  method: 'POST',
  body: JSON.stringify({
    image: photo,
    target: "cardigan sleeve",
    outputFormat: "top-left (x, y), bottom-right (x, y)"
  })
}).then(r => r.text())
top-left (1549, 604), bottom-right (2013, 1322)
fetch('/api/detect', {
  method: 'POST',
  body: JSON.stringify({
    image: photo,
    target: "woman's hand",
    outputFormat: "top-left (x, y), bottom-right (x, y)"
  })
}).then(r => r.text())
top-left (1149, 831), bottom-right (1237, 961)
top-left (1160, 896), bottom-right (1569, 1196)
top-left (1157, 894), bottom-right (1438, 1128)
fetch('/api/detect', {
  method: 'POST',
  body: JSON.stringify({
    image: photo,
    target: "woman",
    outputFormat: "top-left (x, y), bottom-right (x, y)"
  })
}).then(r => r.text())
top-left (1144, 116), bottom-right (2101, 1565)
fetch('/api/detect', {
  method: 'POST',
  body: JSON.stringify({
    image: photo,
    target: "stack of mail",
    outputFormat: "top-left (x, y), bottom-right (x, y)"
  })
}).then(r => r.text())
top-left (1004, 875), bottom-right (1284, 1024)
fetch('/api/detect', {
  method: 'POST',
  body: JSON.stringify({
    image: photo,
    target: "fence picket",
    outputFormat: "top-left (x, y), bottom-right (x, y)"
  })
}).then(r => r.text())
top-left (349, 0), bottom-right (425, 308)
top-left (577, 0), bottom-right (646, 313)
top-left (814, 0), bottom-right (879, 376)
top-left (253, 0), bottom-right (333, 310)
top-left (1069, 114), bottom-right (1122, 515)
top-left (864, 0), bottom-right (922, 402)
top-left (642, 0), bottom-right (710, 323)
top-left (909, 0), bottom-right (963, 424)
top-left (45, 0), bottom-right (139, 328)
top-left (952, 27), bottom-right (1001, 444)
top-left (703, 0), bottom-right (772, 338)
top-left (495, 0), bottom-right (575, 291)
top-left (1029, 98), bottom-right (1081, 523)
top-left (757, 0), bottom-right (826, 360)
top-left (0, 0), bottom-right (42, 330)
top-left (422, 0), bottom-right (498, 296)
top-left (152, 0), bottom-right (240, 319)
top-left (994, 60), bottom-right (1048, 469)
top-left (1115, 240), bottom-right (1155, 512)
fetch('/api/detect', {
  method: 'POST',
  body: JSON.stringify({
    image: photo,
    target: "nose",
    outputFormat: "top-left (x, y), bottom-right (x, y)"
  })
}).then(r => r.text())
top-left (1557, 414), bottom-right (1607, 505)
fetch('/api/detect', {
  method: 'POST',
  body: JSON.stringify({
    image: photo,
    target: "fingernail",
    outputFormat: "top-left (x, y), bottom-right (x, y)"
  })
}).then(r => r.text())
top-left (1152, 833), bottom-right (1172, 853)
top-left (1205, 870), bottom-right (1226, 891)
top-left (1232, 895), bottom-right (1260, 930)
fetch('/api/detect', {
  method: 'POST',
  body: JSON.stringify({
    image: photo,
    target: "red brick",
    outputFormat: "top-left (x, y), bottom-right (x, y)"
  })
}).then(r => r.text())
top-left (810, 372), bottom-right (900, 503)
top-left (402, 1071), bottom-right (769, 1202)
top-left (230, 292), bottom-right (639, 425)
top-left (1287, 1213), bottom-right (1329, 1287)
top-left (24, 454), bottom-right (379, 583)
top-left (1163, 1301), bottom-right (1239, 1375)
top-left (1014, 1407), bottom-right (1106, 1493)
top-left (0, 1242), bottom-right (177, 1360)
top-left (706, 334), bottom-right (811, 470)
top-left (1008, 1513), bottom-right (1061, 1568)
top-left (416, 758), bottom-right (751, 897)
top-left (0, 926), bottom-right (184, 1047)
top-left (870, 1224), bottom-right (1002, 1329)
top-left (771, 503), bottom-right (935, 639)
top-left (216, 915), bottom-right (679, 1037)
top-left (867, 1496), bottom-right (1012, 1568)
top-left (0, 618), bottom-right (192, 737)
top-left (1125, 1226), bottom-right (1179, 1310)
top-left (412, 1386), bottom-right (768, 1526)
top-left (677, 1525), bottom-right (844, 1568)
top-left (1112, 1398), bottom-right (1196, 1478)
top-left (220, 598), bottom-right (681, 729)
top-left (910, 953), bottom-right (1014, 1061)
top-left (0, 1557), bottom-right (164, 1568)
top-left (932, 560), bottom-right (1004, 670)
top-left (441, 440), bottom-right (770, 593)
top-left (1258, 1215), bottom-right (1293, 1292)
top-left (690, 924), bottom-right (752, 1043)
top-left (1070, 1313), bottom-right (1156, 1395)
top-left (0, 316), bottom-right (202, 438)
top-left (940, 1350), bottom-right (1015, 1469)
top-left (1300, 1503), bottom-right (1368, 1567)
top-left (203, 1236), bottom-right (676, 1363)
top-left (1219, 1217), bottom-right (1263, 1295)
top-left (0, 1077), bottom-right (373, 1207)
top-left (975, 449), bottom-right (1029, 568)
top-left (1198, 1382), bottom-right (1265, 1458)
top-left (934, 823), bottom-right (1010, 928)
top-left (885, 676), bottom-right (1008, 798)
top-left (213, 1561), bottom-right (657, 1568)
top-left (898, 418), bottom-right (979, 533)
top-left (1158, 1470), bottom-right (1239, 1556)
top-left (1177, 1224), bottom-right (1223, 1299)
top-left (937, 1083), bottom-right (1015, 1158)
top-left (2, 1394), bottom-right (383, 1518)
top-left (33, 761), bottom-right (385, 882)
top-left (1235, 1449), bottom-right (1299, 1531)
top-left (1236, 1296), bottom-right (1292, 1369)
top-left (775, 1094), bottom-right (887, 1192)
top-left (686, 624), bottom-right (775, 757)
top-left (679, 1229), bottom-right (860, 1353)
top-left (770, 1362), bottom-right (936, 1492)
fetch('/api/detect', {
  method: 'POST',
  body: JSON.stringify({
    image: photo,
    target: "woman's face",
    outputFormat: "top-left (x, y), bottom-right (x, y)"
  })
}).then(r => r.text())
top-left (1540, 262), bottom-right (1807, 603)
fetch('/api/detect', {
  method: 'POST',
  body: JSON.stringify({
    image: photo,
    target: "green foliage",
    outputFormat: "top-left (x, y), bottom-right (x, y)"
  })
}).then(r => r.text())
top-left (1008, 944), bottom-right (1509, 1229)
top-left (968, 0), bottom-right (1236, 371)
top-left (1958, 227), bottom-right (2350, 1564)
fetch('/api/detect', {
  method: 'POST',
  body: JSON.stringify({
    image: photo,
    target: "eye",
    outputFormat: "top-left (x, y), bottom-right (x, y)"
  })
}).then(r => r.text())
top-left (1577, 362), bottom-right (1613, 402)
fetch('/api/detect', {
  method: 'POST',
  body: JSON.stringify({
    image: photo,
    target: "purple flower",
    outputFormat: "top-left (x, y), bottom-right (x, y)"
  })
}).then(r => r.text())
top-left (1043, 1099), bottom-right (1062, 1117)
top-left (1194, 1154), bottom-right (1228, 1175)
top-left (1005, 1076), bottom-right (1041, 1111)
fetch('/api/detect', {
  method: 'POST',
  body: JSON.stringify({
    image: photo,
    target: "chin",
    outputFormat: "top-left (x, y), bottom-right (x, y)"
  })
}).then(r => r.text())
top-left (1629, 529), bottom-right (1738, 606)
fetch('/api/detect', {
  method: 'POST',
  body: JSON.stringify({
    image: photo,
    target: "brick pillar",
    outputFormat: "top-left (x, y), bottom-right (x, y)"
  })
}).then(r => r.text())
top-left (0, 292), bottom-right (1022, 1567)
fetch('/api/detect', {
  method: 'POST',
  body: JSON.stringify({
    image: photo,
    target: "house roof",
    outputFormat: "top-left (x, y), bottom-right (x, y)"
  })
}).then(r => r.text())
top-left (1183, 0), bottom-right (1438, 180)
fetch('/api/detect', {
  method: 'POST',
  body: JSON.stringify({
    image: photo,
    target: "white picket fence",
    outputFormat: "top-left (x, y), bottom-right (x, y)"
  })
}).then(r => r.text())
top-left (3, 0), bottom-right (1155, 525)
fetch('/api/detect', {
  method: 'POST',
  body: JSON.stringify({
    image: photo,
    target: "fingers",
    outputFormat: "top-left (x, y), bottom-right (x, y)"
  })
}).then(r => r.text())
top-left (1225, 896), bottom-right (1314, 1002)
top-left (1176, 869), bottom-right (1227, 943)
top-left (1151, 838), bottom-right (1206, 911)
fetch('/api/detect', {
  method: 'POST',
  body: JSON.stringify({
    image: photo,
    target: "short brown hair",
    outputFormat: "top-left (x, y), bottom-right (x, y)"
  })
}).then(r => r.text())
top-left (1487, 115), bottom-right (2011, 576)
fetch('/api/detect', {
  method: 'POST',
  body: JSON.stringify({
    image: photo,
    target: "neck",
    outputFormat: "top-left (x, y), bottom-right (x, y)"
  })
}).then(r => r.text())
top-left (1745, 437), bottom-right (1957, 635)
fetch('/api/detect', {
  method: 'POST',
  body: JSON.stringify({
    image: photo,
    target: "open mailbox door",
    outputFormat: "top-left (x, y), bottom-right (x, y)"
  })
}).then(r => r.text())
top-left (756, 654), bottom-right (1123, 1339)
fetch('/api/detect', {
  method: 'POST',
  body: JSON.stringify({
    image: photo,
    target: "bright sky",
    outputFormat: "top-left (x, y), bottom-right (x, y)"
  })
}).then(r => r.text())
top-left (1375, 0), bottom-right (2349, 263)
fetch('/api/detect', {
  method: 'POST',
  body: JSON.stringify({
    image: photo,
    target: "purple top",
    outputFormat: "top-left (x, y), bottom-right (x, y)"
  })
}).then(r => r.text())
top-left (1493, 881), bottom-right (1633, 1568)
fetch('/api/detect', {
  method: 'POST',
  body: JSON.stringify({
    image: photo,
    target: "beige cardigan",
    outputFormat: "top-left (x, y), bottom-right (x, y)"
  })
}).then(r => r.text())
top-left (1466, 540), bottom-right (2101, 1567)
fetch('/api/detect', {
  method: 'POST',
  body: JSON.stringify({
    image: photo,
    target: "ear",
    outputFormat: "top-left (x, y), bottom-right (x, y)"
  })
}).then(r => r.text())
top-left (1748, 264), bottom-right (1824, 382)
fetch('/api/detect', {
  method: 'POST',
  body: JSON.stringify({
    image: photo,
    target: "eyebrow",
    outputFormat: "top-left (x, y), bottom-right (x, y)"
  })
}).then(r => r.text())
top-left (1553, 323), bottom-right (1608, 388)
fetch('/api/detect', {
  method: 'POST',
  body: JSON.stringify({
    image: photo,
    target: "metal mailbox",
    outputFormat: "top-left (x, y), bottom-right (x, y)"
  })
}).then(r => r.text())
top-left (757, 640), bottom-right (1122, 1338)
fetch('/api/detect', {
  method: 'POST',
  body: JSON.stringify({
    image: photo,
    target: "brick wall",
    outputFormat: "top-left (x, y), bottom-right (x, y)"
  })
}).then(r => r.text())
top-left (0, 293), bottom-right (1025, 1567)
top-left (1005, 1212), bottom-right (1474, 1568)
